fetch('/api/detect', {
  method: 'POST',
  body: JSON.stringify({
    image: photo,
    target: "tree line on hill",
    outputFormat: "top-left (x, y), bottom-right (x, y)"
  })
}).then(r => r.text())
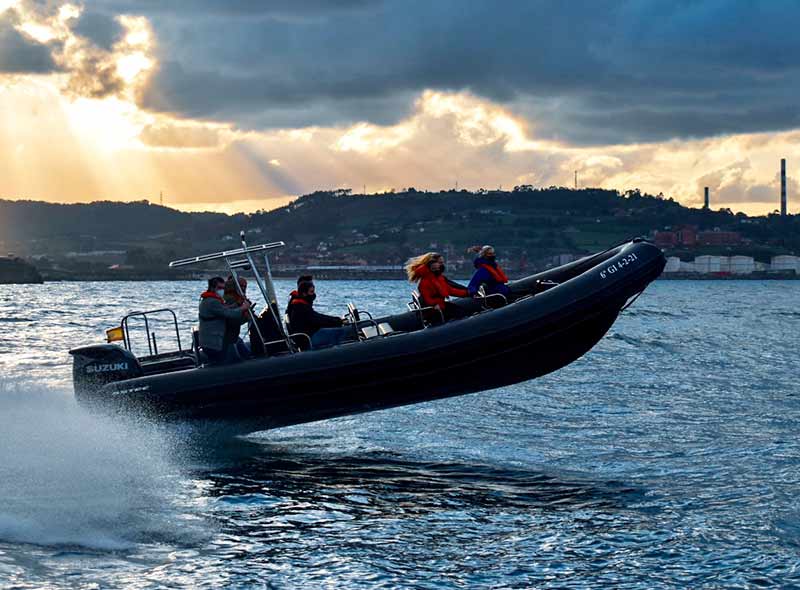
top-left (0, 188), bottom-right (796, 277)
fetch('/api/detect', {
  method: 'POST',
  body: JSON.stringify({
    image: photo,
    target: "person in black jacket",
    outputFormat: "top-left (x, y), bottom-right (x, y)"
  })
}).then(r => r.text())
top-left (222, 275), bottom-right (253, 359)
top-left (287, 280), bottom-right (352, 349)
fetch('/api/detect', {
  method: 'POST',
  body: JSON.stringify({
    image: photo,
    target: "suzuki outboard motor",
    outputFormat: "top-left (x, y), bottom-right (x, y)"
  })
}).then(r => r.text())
top-left (70, 344), bottom-right (143, 406)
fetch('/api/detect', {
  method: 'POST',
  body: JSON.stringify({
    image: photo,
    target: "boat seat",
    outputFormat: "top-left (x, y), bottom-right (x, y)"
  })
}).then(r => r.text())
top-left (346, 303), bottom-right (393, 340)
top-left (359, 322), bottom-right (395, 339)
top-left (140, 353), bottom-right (197, 375)
top-left (408, 291), bottom-right (445, 327)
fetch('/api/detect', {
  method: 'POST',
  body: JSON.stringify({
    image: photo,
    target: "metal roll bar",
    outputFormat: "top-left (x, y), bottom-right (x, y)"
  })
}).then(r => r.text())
top-left (168, 241), bottom-right (285, 268)
top-left (168, 234), bottom-right (295, 354)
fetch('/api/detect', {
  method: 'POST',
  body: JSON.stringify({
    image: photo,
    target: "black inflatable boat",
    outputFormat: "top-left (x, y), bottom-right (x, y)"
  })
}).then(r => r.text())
top-left (70, 236), bottom-right (665, 432)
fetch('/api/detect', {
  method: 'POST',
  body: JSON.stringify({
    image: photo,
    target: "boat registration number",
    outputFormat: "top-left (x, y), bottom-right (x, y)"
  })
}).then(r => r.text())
top-left (600, 252), bottom-right (638, 279)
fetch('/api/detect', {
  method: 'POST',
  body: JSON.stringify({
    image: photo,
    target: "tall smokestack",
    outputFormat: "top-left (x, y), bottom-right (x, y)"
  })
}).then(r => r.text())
top-left (781, 158), bottom-right (787, 217)
top-left (704, 187), bottom-right (709, 210)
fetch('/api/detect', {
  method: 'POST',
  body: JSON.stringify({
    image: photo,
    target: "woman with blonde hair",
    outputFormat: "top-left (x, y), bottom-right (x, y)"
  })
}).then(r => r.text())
top-left (405, 252), bottom-right (469, 320)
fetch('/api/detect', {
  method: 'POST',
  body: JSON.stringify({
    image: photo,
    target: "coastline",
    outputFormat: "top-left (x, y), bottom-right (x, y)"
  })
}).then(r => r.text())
top-left (32, 271), bottom-right (800, 282)
top-left (658, 271), bottom-right (799, 280)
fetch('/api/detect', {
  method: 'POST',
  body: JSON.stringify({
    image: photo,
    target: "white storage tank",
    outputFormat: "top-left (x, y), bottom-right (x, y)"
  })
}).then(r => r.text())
top-left (729, 255), bottom-right (755, 274)
top-left (771, 255), bottom-right (799, 272)
top-left (679, 261), bottom-right (697, 273)
top-left (694, 255), bottom-right (723, 273)
top-left (664, 257), bottom-right (681, 272)
top-left (553, 253), bottom-right (577, 266)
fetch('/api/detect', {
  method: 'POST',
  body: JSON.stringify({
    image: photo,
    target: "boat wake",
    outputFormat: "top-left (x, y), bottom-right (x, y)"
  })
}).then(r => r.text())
top-left (190, 436), bottom-right (647, 516)
top-left (626, 308), bottom-right (685, 318)
top-left (0, 380), bottom-right (208, 550)
top-left (608, 332), bottom-right (679, 353)
top-left (772, 311), bottom-right (800, 318)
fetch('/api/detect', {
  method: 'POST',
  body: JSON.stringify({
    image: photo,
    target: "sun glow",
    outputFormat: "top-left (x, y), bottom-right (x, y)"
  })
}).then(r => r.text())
top-left (419, 90), bottom-right (542, 152)
top-left (116, 53), bottom-right (153, 84)
top-left (17, 21), bottom-right (57, 43)
top-left (63, 96), bottom-right (151, 151)
top-left (123, 27), bottom-right (150, 48)
top-left (57, 3), bottom-right (80, 21)
top-left (0, 0), bottom-right (18, 15)
top-left (334, 122), bottom-right (415, 154)
top-left (119, 15), bottom-right (153, 49)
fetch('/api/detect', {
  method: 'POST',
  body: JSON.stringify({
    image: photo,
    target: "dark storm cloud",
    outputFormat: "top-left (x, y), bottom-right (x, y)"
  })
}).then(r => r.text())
top-left (70, 10), bottom-right (124, 51)
top-left (95, 0), bottom-right (800, 143)
top-left (88, 0), bottom-right (377, 19)
top-left (0, 12), bottom-right (58, 73)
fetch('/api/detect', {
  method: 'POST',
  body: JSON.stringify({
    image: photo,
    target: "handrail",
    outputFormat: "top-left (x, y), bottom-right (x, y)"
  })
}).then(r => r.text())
top-left (348, 306), bottom-right (380, 340)
top-left (408, 292), bottom-right (445, 327)
top-left (264, 333), bottom-right (311, 351)
top-left (121, 308), bottom-right (182, 356)
top-left (476, 292), bottom-right (507, 310)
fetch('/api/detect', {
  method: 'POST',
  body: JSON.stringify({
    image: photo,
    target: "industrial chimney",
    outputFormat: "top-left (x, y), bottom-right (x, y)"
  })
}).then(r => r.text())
top-left (781, 158), bottom-right (787, 216)
top-left (704, 187), bottom-right (709, 210)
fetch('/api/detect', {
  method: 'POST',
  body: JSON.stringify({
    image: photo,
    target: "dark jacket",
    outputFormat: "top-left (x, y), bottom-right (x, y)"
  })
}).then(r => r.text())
top-left (223, 294), bottom-right (250, 345)
top-left (286, 295), bottom-right (343, 337)
top-left (415, 264), bottom-right (468, 309)
top-left (198, 292), bottom-right (245, 352)
top-left (468, 257), bottom-right (511, 297)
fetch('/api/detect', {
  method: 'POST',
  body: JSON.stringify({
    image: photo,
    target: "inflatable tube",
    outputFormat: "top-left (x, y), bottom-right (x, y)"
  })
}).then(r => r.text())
top-left (70, 238), bottom-right (665, 432)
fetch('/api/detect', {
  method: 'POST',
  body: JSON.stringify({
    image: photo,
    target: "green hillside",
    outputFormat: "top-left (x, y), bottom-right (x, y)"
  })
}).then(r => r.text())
top-left (0, 187), bottom-right (796, 278)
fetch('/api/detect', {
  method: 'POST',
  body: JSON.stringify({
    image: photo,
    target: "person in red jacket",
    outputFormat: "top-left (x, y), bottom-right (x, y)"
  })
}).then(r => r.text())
top-left (405, 252), bottom-right (469, 321)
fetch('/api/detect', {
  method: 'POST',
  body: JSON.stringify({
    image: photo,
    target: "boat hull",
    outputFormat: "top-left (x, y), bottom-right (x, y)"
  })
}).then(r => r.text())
top-left (72, 239), bottom-right (665, 432)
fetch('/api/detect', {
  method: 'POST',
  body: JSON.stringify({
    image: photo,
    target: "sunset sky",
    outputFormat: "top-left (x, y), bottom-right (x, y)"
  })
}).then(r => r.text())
top-left (0, 0), bottom-right (798, 214)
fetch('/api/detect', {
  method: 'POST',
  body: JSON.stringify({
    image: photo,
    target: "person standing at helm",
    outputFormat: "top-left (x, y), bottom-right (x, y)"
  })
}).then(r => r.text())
top-left (406, 252), bottom-right (469, 321)
top-left (223, 275), bottom-right (252, 359)
top-left (467, 245), bottom-right (511, 298)
top-left (198, 276), bottom-right (250, 365)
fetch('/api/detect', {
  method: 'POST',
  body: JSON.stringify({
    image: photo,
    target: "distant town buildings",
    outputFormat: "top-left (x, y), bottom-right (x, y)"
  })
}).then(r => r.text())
top-left (662, 255), bottom-right (798, 276)
top-left (653, 225), bottom-right (744, 248)
top-left (653, 225), bottom-right (697, 247)
top-left (697, 229), bottom-right (742, 246)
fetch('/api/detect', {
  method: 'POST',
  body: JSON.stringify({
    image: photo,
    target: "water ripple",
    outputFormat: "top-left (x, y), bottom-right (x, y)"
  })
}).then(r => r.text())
top-left (0, 280), bottom-right (798, 588)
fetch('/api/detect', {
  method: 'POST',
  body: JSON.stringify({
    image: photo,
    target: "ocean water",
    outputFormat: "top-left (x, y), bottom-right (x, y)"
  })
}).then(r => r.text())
top-left (0, 279), bottom-right (798, 589)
